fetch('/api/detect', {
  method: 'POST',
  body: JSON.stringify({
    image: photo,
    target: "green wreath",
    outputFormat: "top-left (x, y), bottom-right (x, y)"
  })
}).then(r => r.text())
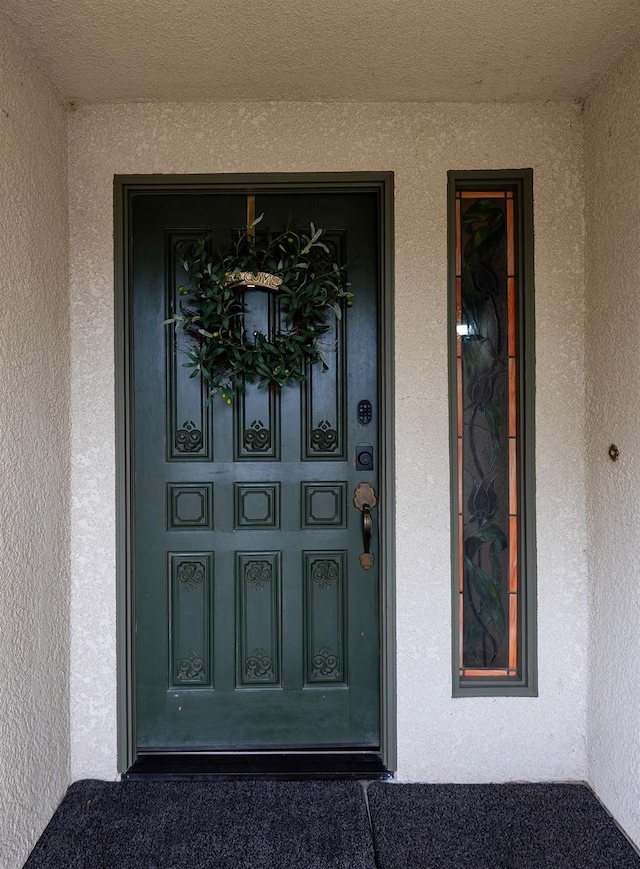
top-left (165, 216), bottom-right (351, 404)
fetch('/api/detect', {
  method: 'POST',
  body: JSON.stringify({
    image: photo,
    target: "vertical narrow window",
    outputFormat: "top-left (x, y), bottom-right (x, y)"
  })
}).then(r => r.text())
top-left (449, 170), bottom-right (536, 696)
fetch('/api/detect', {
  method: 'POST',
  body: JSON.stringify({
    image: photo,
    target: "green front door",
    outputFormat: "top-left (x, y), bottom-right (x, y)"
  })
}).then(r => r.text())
top-left (132, 188), bottom-right (381, 751)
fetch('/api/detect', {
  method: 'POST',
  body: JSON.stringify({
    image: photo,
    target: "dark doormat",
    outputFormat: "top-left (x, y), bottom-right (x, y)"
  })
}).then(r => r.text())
top-left (367, 782), bottom-right (640, 869)
top-left (24, 779), bottom-right (376, 869)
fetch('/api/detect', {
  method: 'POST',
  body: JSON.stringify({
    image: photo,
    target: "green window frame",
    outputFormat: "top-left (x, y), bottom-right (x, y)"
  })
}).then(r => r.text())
top-left (448, 169), bottom-right (537, 697)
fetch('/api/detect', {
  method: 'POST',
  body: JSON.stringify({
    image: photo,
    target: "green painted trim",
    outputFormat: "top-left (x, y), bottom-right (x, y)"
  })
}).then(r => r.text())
top-left (447, 169), bottom-right (538, 698)
top-left (114, 172), bottom-right (397, 772)
top-left (114, 178), bottom-right (136, 771)
top-left (378, 176), bottom-right (397, 770)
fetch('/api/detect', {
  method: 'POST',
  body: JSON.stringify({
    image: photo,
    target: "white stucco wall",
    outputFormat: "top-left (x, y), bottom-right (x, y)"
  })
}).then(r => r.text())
top-left (0, 23), bottom-right (70, 869)
top-left (585, 45), bottom-right (640, 848)
top-left (68, 100), bottom-right (588, 786)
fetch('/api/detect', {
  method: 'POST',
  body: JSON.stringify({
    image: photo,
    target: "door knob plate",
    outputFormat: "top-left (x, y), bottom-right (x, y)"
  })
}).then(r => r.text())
top-left (353, 482), bottom-right (377, 512)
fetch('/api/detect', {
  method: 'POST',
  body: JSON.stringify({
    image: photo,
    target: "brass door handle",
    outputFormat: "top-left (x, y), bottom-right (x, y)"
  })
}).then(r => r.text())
top-left (353, 483), bottom-right (377, 570)
top-left (361, 505), bottom-right (373, 568)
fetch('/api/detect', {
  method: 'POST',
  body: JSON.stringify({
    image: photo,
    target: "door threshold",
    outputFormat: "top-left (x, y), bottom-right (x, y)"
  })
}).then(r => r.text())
top-left (123, 750), bottom-right (391, 781)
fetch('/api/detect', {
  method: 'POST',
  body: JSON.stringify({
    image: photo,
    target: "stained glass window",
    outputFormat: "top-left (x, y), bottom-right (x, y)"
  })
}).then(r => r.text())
top-left (449, 171), bottom-right (536, 695)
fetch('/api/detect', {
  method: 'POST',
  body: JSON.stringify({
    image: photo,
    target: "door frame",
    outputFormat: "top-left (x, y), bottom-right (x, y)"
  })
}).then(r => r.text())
top-left (114, 172), bottom-right (396, 774)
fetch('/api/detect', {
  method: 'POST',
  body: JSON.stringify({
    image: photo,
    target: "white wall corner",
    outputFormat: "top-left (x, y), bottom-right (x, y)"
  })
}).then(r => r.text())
top-left (584, 39), bottom-right (640, 851)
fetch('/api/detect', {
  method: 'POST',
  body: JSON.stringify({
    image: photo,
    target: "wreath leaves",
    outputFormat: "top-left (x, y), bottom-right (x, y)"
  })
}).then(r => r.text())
top-left (164, 219), bottom-right (351, 403)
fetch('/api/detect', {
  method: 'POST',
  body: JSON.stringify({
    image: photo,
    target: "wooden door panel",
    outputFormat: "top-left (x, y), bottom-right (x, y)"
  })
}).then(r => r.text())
top-left (132, 190), bottom-right (380, 751)
top-left (236, 550), bottom-right (282, 687)
top-left (170, 552), bottom-right (213, 687)
top-left (167, 229), bottom-right (214, 462)
top-left (304, 550), bottom-right (347, 684)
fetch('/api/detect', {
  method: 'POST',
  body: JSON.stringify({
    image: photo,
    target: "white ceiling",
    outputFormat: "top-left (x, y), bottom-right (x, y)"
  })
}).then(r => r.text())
top-left (3, 0), bottom-right (640, 104)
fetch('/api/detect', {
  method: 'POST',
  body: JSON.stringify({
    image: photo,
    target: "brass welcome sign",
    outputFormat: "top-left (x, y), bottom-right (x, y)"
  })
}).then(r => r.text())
top-left (228, 271), bottom-right (283, 291)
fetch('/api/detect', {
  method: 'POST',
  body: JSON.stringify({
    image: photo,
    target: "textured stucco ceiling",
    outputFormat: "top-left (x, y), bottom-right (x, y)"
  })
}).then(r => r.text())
top-left (2, 0), bottom-right (640, 103)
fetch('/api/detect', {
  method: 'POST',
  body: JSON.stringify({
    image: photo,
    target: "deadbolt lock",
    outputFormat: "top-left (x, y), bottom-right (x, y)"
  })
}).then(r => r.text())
top-left (356, 445), bottom-right (374, 471)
